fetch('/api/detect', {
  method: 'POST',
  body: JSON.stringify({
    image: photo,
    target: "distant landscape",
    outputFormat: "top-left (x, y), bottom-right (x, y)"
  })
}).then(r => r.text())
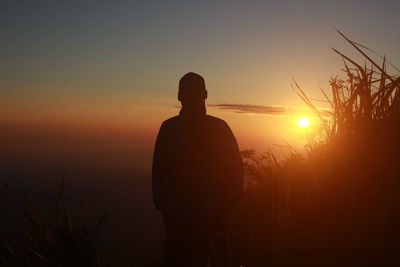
top-left (0, 124), bottom-right (163, 265)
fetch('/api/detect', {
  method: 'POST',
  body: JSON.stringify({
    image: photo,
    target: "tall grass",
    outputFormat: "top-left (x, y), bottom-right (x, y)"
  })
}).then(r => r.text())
top-left (0, 178), bottom-right (107, 266)
top-left (230, 30), bottom-right (400, 266)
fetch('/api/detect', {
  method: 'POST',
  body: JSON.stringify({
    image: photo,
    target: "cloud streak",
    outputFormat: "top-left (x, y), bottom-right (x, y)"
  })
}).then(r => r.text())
top-left (208, 103), bottom-right (331, 117)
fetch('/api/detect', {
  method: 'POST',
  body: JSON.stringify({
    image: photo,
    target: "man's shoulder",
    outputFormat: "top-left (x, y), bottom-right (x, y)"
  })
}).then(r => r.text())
top-left (162, 115), bottom-right (180, 124)
top-left (206, 115), bottom-right (228, 126)
top-left (161, 114), bottom-right (229, 129)
top-left (160, 116), bottom-right (181, 129)
top-left (162, 115), bottom-right (226, 123)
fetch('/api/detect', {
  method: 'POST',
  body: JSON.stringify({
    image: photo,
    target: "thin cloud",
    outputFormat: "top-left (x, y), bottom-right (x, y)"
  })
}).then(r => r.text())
top-left (208, 103), bottom-right (332, 117)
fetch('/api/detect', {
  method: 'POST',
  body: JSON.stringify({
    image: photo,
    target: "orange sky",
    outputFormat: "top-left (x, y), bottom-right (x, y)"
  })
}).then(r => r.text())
top-left (2, 1), bottom-right (400, 157)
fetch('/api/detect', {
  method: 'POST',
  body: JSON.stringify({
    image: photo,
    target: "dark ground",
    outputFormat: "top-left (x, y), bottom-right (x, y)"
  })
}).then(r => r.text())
top-left (0, 124), bottom-right (164, 265)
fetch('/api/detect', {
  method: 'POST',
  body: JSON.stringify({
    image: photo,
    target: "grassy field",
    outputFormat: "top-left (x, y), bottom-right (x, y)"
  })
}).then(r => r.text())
top-left (229, 30), bottom-right (400, 266)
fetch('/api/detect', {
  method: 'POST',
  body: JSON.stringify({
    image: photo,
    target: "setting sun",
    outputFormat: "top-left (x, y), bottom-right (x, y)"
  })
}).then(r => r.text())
top-left (297, 117), bottom-right (310, 128)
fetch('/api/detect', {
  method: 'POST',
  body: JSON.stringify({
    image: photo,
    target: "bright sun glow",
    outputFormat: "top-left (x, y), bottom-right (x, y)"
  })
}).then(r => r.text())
top-left (297, 117), bottom-right (310, 128)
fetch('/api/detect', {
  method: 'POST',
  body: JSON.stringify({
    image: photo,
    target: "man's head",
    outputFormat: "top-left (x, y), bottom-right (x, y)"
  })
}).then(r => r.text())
top-left (178, 72), bottom-right (207, 104)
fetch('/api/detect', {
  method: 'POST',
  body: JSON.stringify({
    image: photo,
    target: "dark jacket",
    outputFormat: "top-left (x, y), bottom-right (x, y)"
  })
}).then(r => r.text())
top-left (152, 114), bottom-right (243, 220)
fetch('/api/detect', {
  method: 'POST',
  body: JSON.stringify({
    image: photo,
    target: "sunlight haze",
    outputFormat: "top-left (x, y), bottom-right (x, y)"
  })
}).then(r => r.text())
top-left (2, 0), bottom-right (400, 152)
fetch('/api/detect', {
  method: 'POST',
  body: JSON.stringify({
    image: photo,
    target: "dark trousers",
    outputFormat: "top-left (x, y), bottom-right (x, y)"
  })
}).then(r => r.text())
top-left (161, 212), bottom-right (228, 267)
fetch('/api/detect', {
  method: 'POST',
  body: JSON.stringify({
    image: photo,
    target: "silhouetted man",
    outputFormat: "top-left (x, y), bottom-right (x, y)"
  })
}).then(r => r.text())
top-left (152, 72), bottom-right (243, 266)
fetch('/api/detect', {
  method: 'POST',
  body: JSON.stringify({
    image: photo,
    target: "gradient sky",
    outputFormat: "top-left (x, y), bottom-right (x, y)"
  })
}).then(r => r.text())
top-left (2, 0), bottom-right (400, 151)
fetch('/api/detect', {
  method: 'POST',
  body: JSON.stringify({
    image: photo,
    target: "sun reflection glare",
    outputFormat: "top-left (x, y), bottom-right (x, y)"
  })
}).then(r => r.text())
top-left (297, 117), bottom-right (310, 128)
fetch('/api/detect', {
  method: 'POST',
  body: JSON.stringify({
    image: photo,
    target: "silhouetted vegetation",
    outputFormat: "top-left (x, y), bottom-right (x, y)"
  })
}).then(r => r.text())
top-left (0, 178), bottom-right (107, 266)
top-left (229, 30), bottom-right (400, 266)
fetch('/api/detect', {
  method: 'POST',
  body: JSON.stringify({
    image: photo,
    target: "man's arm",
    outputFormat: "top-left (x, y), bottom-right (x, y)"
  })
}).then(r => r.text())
top-left (222, 122), bottom-right (244, 209)
top-left (152, 122), bottom-right (168, 211)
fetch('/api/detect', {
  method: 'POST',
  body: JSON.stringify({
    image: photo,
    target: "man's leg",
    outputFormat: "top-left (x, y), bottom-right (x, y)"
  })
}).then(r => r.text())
top-left (192, 217), bottom-right (230, 267)
top-left (162, 213), bottom-right (189, 266)
top-left (164, 213), bottom-right (212, 266)
top-left (208, 230), bottom-right (229, 266)
top-left (162, 213), bottom-right (212, 267)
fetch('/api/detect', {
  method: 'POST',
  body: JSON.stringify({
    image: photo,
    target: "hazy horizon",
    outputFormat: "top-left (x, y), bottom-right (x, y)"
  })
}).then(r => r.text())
top-left (2, 1), bottom-right (400, 153)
